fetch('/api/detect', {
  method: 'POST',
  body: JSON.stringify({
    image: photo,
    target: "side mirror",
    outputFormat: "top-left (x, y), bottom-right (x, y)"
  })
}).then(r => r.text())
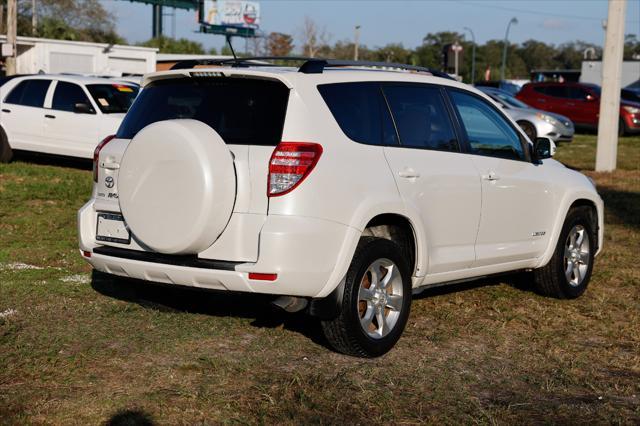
top-left (74, 102), bottom-right (95, 114)
top-left (533, 137), bottom-right (556, 160)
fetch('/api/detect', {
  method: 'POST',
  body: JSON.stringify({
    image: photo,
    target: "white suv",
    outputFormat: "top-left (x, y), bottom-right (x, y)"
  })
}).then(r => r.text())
top-left (78, 59), bottom-right (604, 357)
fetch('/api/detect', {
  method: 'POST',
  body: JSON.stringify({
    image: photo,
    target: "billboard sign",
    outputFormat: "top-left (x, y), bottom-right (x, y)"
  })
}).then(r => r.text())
top-left (202, 1), bottom-right (260, 29)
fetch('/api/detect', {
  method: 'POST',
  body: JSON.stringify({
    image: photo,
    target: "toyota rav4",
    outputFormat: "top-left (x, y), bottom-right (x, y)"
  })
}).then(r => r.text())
top-left (78, 58), bottom-right (604, 357)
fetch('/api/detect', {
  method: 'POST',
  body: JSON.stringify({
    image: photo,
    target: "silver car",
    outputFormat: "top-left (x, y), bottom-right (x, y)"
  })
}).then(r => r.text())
top-left (477, 87), bottom-right (574, 143)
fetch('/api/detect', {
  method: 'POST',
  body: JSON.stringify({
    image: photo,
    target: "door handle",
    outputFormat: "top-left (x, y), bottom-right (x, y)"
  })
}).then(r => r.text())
top-left (482, 171), bottom-right (500, 181)
top-left (44, 114), bottom-right (56, 119)
top-left (101, 161), bottom-right (120, 170)
top-left (1, 109), bottom-right (10, 113)
top-left (537, 98), bottom-right (546, 103)
top-left (398, 169), bottom-right (420, 179)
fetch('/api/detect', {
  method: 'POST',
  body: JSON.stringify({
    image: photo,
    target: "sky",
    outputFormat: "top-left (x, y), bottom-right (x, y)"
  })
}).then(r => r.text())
top-left (104, 0), bottom-right (640, 53)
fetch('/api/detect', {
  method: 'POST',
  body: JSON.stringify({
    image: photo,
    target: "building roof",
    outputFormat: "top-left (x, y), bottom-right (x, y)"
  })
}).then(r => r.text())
top-left (0, 35), bottom-right (158, 52)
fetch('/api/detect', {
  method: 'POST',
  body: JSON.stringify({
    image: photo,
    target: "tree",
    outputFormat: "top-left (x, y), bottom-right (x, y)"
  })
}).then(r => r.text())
top-left (373, 43), bottom-right (411, 64)
top-left (297, 16), bottom-right (330, 57)
top-left (267, 32), bottom-right (294, 57)
top-left (624, 34), bottom-right (640, 60)
top-left (4, 0), bottom-right (124, 43)
top-left (140, 36), bottom-right (205, 54)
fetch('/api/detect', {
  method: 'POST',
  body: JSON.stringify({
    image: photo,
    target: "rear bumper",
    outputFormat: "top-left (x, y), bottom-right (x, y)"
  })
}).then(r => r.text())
top-left (79, 200), bottom-right (359, 298)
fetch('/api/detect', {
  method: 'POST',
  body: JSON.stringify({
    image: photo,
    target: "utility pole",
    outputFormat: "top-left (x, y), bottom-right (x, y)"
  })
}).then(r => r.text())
top-left (152, 4), bottom-right (163, 38)
top-left (6, 0), bottom-right (17, 75)
top-left (596, 0), bottom-right (626, 172)
top-left (354, 25), bottom-right (360, 61)
top-left (32, 0), bottom-right (37, 35)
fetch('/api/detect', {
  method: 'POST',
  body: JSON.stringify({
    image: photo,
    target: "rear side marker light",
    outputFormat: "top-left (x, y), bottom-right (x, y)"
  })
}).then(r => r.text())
top-left (82, 251), bottom-right (92, 258)
top-left (248, 273), bottom-right (278, 281)
top-left (268, 142), bottom-right (323, 197)
top-left (93, 135), bottom-right (116, 182)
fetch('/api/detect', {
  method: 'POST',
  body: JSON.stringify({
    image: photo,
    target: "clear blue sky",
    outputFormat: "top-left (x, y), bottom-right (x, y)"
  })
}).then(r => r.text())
top-left (104, 0), bottom-right (640, 52)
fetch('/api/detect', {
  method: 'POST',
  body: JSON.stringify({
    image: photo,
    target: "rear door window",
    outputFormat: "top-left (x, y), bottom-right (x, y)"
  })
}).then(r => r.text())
top-left (4, 79), bottom-right (51, 107)
top-left (318, 82), bottom-right (398, 146)
top-left (383, 85), bottom-right (458, 152)
top-left (117, 78), bottom-right (289, 145)
top-left (52, 81), bottom-right (94, 112)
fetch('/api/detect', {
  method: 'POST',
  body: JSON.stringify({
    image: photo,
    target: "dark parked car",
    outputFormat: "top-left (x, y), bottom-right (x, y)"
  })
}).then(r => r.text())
top-left (474, 80), bottom-right (521, 96)
top-left (517, 82), bottom-right (640, 136)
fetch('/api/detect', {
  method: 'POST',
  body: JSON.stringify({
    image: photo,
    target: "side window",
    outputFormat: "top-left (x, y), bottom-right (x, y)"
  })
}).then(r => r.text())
top-left (52, 81), bottom-right (93, 113)
top-left (5, 79), bottom-right (51, 107)
top-left (383, 85), bottom-right (458, 152)
top-left (533, 86), bottom-right (547, 95)
top-left (449, 90), bottom-right (525, 161)
top-left (318, 82), bottom-right (398, 146)
top-left (544, 86), bottom-right (568, 98)
top-left (567, 87), bottom-right (589, 100)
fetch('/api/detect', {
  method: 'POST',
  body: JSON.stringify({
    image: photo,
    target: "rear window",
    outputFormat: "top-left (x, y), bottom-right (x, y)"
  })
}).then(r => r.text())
top-left (86, 84), bottom-right (139, 113)
top-left (317, 82), bottom-right (398, 146)
top-left (116, 77), bottom-right (289, 145)
top-left (4, 79), bottom-right (51, 107)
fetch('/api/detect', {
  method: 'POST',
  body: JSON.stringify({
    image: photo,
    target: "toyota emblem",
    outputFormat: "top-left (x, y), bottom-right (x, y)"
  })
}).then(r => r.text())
top-left (105, 176), bottom-right (115, 189)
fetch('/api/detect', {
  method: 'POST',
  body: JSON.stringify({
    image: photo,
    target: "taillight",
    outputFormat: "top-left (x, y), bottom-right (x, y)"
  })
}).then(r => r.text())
top-left (93, 135), bottom-right (116, 182)
top-left (268, 142), bottom-right (323, 197)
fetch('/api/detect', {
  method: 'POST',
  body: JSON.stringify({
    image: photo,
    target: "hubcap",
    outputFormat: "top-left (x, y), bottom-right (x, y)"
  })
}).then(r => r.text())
top-left (563, 225), bottom-right (590, 287)
top-left (357, 258), bottom-right (403, 339)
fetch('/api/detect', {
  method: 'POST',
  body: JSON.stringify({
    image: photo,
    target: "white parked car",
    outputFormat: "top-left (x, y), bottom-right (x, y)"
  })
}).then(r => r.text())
top-left (0, 75), bottom-right (139, 161)
top-left (78, 59), bottom-right (604, 357)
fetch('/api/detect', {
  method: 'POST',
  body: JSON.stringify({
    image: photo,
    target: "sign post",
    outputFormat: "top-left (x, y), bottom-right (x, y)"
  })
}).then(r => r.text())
top-left (595, 0), bottom-right (627, 172)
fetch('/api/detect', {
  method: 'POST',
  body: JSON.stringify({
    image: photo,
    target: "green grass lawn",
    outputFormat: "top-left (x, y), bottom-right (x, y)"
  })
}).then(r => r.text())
top-left (1, 136), bottom-right (639, 424)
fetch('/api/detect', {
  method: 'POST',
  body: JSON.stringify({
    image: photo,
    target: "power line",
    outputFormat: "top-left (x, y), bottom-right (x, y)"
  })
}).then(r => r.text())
top-left (453, 0), bottom-right (640, 23)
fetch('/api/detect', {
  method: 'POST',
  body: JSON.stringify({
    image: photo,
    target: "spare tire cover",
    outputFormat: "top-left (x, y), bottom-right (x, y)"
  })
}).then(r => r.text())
top-left (118, 119), bottom-right (236, 255)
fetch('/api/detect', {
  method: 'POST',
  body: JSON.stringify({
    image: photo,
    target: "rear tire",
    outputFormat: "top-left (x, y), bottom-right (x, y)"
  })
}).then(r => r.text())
top-left (518, 121), bottom-right (537, 141)
top-left (321, 237), bottom-right (412, 357)
top-left (619, 117), bottom-right (628, 137)
top-left (0, 127), bottom-right (12, 163)
top-left (533, 206), bottom-right (596, 299)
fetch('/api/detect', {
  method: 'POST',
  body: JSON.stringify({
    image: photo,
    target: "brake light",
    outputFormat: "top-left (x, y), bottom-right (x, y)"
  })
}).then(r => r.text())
top-left (93, 135), bottom-right (116, 182)
top-left (268, 142), bottom-right (323, 197)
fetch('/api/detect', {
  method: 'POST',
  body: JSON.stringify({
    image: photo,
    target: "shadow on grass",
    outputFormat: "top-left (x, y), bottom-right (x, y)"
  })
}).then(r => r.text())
top-left (12, 150), bottom-right (92, 171)
top-left (90, 270), bottom-right (330, 349)
top-left (106, 409), bottom-right (155, 426)
top-left (413, 271), bottom-right (534, 300)
top-left (597, 187), bottom-right (640, 231)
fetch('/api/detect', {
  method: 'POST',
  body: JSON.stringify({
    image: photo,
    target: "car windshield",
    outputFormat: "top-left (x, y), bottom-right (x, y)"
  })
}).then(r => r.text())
top-left (86, 84), bottom-right (140, 113)
top-left (626, 79), bottom-right (640, 90)
top-left (490, 91), bottom-right (531, 109)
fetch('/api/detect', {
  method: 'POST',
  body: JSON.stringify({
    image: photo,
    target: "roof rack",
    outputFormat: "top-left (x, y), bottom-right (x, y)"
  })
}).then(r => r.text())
top-left (298, 59), bottom-right (454, 79)
top-left (169, 56), bottom-right (454, 80)
top-left (170, 56), bottom-right (315, 70)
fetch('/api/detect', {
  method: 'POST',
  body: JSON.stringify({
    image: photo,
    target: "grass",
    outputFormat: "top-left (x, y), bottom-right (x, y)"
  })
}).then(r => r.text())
top-left (1, 135), bottom-right (639, 424)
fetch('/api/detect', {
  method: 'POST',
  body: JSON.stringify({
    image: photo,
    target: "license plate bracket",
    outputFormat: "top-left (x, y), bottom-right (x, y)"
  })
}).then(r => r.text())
top-left (96, 213), bottom-right (131, 245)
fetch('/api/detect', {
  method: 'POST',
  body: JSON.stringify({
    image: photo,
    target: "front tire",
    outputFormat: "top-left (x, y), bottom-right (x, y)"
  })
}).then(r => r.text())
top-left (0, 127), bottom-right (12, 163)
top-left (533, 206), bottom-right (596, 299)
top-left (321, 237), bottom-right (412, 357)
top-left (518, 121), bottom-right (537, 141)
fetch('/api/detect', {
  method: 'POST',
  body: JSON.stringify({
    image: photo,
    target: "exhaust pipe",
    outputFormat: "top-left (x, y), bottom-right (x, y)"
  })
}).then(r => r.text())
top-left (272, 296), bottom-right (308, 313)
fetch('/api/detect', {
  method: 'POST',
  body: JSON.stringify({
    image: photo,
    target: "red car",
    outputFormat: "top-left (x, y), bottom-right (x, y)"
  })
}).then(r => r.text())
top-left (517, 82), bottom-right (640, 135)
